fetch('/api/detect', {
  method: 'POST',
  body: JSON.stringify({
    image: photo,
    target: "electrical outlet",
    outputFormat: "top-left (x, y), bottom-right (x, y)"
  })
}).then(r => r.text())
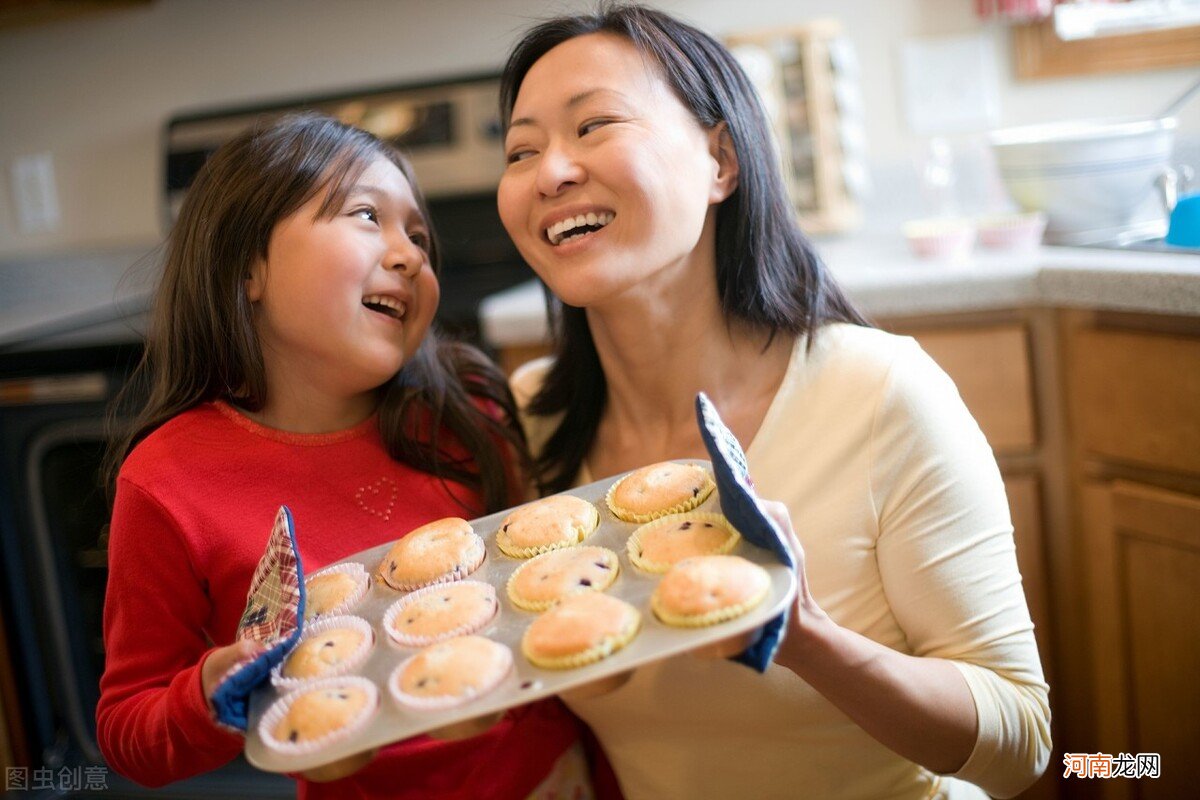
top-left (10, 153), bottom-right (61, 233)
top-left (900, 33), bottom-right (1000, 136)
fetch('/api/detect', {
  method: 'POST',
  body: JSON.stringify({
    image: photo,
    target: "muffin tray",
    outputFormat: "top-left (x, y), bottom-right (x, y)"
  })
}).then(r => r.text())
top-left (244, 458), bottom-right (797, 773)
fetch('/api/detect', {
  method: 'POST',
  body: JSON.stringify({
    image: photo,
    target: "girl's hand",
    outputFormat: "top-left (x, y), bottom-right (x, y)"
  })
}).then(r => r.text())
top-left (201, 639), bottom-right (266, 707)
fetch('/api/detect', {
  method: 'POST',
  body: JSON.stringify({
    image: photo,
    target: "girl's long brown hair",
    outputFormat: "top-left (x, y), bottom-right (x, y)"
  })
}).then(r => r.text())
top-left (104, 112), bottom-right (528, 514)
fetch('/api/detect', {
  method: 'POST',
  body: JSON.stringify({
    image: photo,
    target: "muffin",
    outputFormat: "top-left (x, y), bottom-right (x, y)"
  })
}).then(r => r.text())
top-left (521, 591), bottom-right (641, 669)
top-left (496, 495), bottom-right (601, 558)
top-left (274, 616), bottom-right (373, 688)
top-left (261, 676), bottom-right (378, 754)
top-left (605, 462), bottom-right (715, 523)
top-left (627, 513), bottom-right (740, 573)
top-left (304, 563), bottom-right (369, 620)
top-left (378, 518), bottom-right (485, 591)
top-left (506, 546), bottom-right (620, 612)
top-left (389, 635), bottom-right (512, 710)
top-left (651, 555), bottom-right (772, 627)
top-left (384, 580), bottom-right (499, 648)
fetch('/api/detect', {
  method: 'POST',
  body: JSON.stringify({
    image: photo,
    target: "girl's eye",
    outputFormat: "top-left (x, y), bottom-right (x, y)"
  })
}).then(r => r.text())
top-left (353, 206), bottom-right (379, 224)
top-left (408, 231), bottom-right (430, 251)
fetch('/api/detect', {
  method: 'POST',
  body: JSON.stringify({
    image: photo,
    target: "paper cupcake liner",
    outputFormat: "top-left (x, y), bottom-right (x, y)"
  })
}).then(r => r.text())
top-left (380, 536), bottom-right (486, 592)
top-left (304, 562), bottom-right (370, 620)
top-left (383, 581), bottom-right (499, 648)
top-left (651, 581), bottom-right (772, 628)
top-left (271, 615), bottom-right (375, 690)
top-left (627, 513), bottom-right (741, 574)
top-left (521, 609), bottom-right (642, 670)
top-left (258, 675), bottom-right (379, 757)
top-left (496, 503), bottom-right (601, 559)
top-left (506, 547), bottom-right (620, 612)
top-left (388, 640), bottom-right (513, 710)
top-left (605, 467), bottom-right (716, 524)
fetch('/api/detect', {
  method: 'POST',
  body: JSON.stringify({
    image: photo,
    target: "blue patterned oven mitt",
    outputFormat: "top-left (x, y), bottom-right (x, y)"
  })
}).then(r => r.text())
top-left (695, 392), bottom-right (794, 672)
top-left (210, 506), bottom-right (306, 732)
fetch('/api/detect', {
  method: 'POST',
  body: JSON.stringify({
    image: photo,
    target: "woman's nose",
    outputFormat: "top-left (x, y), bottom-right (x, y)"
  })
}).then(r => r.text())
top-left (535, 142), bottom-right (586, 197)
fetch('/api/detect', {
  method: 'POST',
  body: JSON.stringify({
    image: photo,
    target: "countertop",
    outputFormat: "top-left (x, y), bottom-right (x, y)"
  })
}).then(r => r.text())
top-left (478, 236), bottom-right (1200, 348)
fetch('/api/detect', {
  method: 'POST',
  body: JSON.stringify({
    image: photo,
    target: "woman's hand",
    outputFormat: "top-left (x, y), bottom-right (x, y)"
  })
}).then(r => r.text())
top-left (201, 639), bottom-right (266, 707)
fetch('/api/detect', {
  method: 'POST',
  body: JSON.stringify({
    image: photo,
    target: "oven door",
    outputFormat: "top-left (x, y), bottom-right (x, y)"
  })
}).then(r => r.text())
top-left (0, 346), bottom-right (291, 797)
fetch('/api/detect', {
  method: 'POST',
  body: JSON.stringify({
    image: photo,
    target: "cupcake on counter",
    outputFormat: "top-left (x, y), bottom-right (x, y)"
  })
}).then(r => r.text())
top-left (627, 513), bottom-right (740, 573)
top-left (496, 495), bottom-right (600, 558)
top-left (652, 555), bottom-right (771, 628)
top-left (378, 517), bottom-right (485, 592)
top-left (507, 546), bottom-right (620, 612)
top-left (522, 591), bottom-right (641, 669)
top-left (389, 635), bottom-right (513, 710)
top-left (384, 580), bottom-right (499, 648)
top-left (274, 615), bottom-right (373, 688)
top-left (606, 461), bottom-right (715, 523)
top-left (303, 563), bottom-right (369, 620)
top-left (260, 676), bottom-right (378, 755)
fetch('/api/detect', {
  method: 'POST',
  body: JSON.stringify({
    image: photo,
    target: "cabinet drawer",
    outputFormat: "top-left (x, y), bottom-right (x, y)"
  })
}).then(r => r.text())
top-left (1071, 328), bottom-right (1200, 476)
top-left (909, 325), bottom-right (1037, 453)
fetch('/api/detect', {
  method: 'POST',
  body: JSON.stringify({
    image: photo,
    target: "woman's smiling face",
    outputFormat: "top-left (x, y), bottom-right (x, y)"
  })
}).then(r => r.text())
top-left (497, 33), bottom-right (735, 309)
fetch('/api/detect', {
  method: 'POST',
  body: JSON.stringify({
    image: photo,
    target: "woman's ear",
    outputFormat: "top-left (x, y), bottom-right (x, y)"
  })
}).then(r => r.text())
top-left (244, 260), bottom-right (265, 303)
top-left (708, 122), bottom-right (740, 203)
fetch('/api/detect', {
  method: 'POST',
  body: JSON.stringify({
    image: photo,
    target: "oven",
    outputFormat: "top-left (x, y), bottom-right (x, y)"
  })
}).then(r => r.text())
top-left (0, 337), bottom-right (292, 798)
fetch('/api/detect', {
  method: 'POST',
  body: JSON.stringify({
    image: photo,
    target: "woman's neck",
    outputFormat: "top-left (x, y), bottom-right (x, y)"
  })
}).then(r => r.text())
top-left (585, 272), bottom-right (795, 478)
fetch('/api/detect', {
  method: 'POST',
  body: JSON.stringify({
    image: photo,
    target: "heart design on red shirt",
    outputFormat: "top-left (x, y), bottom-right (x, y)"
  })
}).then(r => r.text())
top-left (355, 477), bottom-right (398, 521)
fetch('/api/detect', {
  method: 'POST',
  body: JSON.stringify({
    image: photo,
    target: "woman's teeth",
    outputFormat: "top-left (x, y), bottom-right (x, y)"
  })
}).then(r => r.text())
top-left (362, 294), bottom-right (406, 320)
top-left (546, 211), bottom-right (615, 245)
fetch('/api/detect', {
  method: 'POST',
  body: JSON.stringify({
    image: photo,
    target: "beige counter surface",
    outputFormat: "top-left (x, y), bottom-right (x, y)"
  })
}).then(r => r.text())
top-left (479, 237), bottom-right (1200, 347)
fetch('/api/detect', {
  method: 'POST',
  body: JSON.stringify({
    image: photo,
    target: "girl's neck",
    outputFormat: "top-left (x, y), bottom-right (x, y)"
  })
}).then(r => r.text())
top-left (585, 271), bottom-right (795, 478)
top-left (240, 383), bottom-right (379, 434)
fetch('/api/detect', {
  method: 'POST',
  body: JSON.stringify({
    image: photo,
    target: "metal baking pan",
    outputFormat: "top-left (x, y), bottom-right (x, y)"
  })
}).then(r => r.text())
top-left (245, 458), bottom-right (797, 773)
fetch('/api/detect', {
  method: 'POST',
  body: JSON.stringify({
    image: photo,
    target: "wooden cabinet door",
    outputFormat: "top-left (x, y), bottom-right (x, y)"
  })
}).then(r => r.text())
top-left (1082, 480), bottom-right (1200, 800)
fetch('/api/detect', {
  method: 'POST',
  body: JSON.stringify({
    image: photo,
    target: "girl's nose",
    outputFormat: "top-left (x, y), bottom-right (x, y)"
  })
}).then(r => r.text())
top-left (384, 237), bottom-right (424, 276)
top-left (535, 142), bottom-right (586, 197)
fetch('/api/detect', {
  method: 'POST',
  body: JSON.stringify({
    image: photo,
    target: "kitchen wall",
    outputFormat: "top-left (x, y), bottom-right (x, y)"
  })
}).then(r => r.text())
top-left (1, 0), bottom-right (1198, 259)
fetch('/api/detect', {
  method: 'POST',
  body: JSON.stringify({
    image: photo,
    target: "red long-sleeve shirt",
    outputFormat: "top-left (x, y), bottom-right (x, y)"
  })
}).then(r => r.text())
top-left (97, 400), bottom-right (578, 799)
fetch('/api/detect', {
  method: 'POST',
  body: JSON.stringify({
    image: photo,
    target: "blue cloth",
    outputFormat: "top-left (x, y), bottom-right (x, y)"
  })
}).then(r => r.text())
top-left (695, 392), bottom-right (793, 672)
top-left (210, 506), bottom-right (307, 732)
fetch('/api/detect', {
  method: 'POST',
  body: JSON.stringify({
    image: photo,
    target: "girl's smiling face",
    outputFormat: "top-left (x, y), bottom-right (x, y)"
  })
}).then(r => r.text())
top-left (246, 155), bottom-right (439, 409)
top-left (497, 33), bottom-right (737, 310)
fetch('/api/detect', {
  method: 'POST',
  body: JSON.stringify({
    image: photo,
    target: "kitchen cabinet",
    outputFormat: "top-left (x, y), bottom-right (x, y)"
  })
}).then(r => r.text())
top-left (1062, 310), bottom-right (1200, 800)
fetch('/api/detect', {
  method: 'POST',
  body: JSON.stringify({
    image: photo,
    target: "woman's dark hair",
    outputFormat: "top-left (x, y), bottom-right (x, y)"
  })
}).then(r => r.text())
top-left (500, 2), bottom-right (870, 493)
top-left (104, 112), bottom-right (528, 514)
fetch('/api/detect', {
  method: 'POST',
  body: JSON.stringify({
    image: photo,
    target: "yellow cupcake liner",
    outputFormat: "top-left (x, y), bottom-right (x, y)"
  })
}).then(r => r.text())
top-left (626, 513), bottom-right (741, 574)
top-left (303, 562), bottom-right (370, 620)
top-left (521, 609), bottom-right (642, 670)
top-left (258, 675), bottom-right (379, 757)
top-left (651, 580), bottom-right (771, 628)
top-left (271, 614), bottom-right (375, 690)
top-left (379, 535), bottom-right (486, 592)
top-left (495, 502), bottom-right (601, 559)
top-left (388, 637), bottom-right (513, 711)
top-left (382, 580), bottom-right (499, 648)
top-left (505, 547), bottom-right (620, 612)
top-left (604, 465), bottom-right (716, 524)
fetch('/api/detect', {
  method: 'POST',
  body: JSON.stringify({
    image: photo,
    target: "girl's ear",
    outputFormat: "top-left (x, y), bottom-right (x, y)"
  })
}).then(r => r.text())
top-left (708, 122), bottom-right (740, 204)
top-left (244, 260), bottom-right (265, 303)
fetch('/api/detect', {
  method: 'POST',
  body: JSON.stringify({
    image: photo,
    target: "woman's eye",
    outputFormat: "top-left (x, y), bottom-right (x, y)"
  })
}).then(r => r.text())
top-left (579, 119), bottom-right (611, 136)
top-left (353, 206), bottom-right (379, 224)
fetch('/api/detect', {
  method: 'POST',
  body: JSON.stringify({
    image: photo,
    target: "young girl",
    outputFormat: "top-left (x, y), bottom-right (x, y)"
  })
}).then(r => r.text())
top-left (96, 113), bottom-right (584, 799)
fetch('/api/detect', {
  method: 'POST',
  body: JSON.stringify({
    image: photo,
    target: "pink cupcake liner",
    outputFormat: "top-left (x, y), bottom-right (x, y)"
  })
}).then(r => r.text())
top-left (258, 675), bottom-right (379, 757)
top-left (383, 580), bottom-right (499, 648)
top-left (388, 639), bottom-right (513, 711)
top-left (380, 537), bottom-right (486, 592)
top-left (270, 615), bottom-right (375, 691)
top-left (304, 562), bottom-right (370, 619)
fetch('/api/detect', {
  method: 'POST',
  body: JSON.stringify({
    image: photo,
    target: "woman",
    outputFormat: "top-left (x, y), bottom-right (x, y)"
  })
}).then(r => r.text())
top-left (496, 5), bottom-right (1051, 799)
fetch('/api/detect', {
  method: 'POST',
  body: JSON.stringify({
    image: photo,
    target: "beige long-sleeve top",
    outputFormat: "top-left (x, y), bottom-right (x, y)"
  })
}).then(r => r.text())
top-left (512, 323), bottom-right (1051, 800)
